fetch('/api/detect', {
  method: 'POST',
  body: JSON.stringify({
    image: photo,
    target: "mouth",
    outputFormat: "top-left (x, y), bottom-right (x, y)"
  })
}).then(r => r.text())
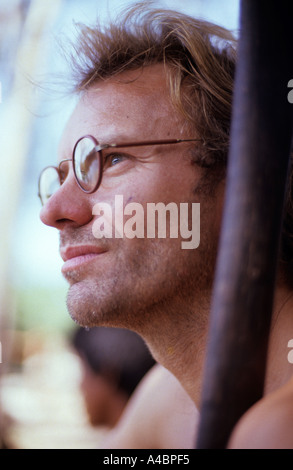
top-left (60, 245), bottom-right (107, 273)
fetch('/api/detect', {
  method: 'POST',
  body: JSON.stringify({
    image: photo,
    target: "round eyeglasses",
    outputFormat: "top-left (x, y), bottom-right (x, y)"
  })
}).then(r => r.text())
top-left (38, 135), bottom-right (201, 206)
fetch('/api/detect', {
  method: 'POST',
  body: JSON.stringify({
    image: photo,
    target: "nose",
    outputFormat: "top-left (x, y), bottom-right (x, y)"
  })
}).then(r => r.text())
top-left (40, 172), bottom-right (93, 230)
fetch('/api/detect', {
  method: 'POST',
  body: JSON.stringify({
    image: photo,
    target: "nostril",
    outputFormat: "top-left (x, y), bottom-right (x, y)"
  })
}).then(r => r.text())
top-left (56, 218), bottom-right (71, 227)
top-left (56, 218), bottom-right (69, 224)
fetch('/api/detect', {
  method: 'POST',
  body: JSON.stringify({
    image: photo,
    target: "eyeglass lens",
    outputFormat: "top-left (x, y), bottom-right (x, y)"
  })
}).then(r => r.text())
top-left (39, 137), bottom-right (200, 205)
top-left (39, 166), bottom-right (60, 205)
top-left (73, 136), bottom-right (102, 193)
top-left (39, 136), bottom-right (102, 204)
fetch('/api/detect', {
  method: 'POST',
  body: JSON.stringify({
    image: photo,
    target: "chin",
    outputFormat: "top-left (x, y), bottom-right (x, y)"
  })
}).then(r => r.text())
top-left (65, 279), bottom-right (126, 329)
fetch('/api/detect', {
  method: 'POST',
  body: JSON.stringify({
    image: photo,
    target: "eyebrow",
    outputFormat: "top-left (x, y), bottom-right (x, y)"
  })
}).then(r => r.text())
top-left (98, 134), bottom-right (143, 146)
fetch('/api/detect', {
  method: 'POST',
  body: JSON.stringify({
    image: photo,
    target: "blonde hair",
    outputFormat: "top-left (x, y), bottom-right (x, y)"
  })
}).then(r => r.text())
top-left (66, 4), bottom-right (293, 274)
top-left (68, 4), bottom-right (236, 172)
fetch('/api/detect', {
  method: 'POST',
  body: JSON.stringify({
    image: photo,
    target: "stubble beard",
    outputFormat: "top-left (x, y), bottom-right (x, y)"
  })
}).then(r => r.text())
top-left (64, 228), bottom-right (218, 335)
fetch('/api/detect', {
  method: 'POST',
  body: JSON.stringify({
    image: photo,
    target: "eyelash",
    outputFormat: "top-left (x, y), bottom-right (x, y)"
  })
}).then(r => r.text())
top-left (58, 152), bottom-right (129, 184)
top-left (103, 152), bottom-right (128, 167)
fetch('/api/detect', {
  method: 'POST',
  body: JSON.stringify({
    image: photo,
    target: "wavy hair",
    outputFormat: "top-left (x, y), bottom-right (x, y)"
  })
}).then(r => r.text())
top-left (67, 4), bottom-right (293, 278)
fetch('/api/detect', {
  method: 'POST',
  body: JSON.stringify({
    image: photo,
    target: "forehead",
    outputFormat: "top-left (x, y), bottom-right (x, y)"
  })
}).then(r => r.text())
top-left (59, 64), bottom-right (183, 158)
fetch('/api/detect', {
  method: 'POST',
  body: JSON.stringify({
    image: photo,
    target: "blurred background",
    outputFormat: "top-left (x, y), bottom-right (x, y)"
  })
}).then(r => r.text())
top-left (0, 0), bottom-right (240, 449)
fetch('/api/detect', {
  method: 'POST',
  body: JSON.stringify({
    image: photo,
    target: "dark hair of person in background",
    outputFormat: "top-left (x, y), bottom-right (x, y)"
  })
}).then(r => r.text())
top-left (71, 326), bottom-right (156, 427)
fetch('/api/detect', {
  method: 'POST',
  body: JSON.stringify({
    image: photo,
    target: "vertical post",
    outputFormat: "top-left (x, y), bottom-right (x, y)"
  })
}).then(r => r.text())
top-left (196, 0), bottom-right (293, 449)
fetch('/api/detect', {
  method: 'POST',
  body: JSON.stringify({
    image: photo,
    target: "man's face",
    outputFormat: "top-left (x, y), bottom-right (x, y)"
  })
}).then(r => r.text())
top-left (40, 64), bottom-right (224, 331)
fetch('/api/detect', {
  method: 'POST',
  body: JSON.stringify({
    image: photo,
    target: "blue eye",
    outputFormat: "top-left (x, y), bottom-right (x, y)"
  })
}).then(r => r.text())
top-left (104, 153), bottom-right (127, 167)
top-left (111, 154), bottom-right (124, 165)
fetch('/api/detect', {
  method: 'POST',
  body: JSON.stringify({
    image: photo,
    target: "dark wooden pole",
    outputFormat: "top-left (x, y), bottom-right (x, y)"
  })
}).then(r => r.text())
top-left (196, 0), bottom-right (293, 449)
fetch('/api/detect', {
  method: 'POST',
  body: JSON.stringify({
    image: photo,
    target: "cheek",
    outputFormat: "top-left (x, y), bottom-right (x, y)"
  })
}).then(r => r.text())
top-left (122, 163), bottom-right (199, 206)
top-left (99, 153), bottom-right (200, 204)
top-left (89, 160), bottom-right (202, 244)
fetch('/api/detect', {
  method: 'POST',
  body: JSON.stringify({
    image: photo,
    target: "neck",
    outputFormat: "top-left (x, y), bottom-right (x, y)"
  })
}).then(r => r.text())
top-left (140, 281), bottom-right (293, 405)
top-left (140, 294), bottom-right (210, 405)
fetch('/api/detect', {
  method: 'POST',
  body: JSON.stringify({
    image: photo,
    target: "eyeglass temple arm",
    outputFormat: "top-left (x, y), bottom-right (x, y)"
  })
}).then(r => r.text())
top-left (96, 138), bottom-right (201, 150)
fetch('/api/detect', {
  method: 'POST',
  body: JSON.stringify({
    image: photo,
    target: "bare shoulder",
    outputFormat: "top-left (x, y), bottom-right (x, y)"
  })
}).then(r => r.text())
top-left (100, 364), bottom-right (198, 449)
top-left (228, 376), bottom-right (293, 449)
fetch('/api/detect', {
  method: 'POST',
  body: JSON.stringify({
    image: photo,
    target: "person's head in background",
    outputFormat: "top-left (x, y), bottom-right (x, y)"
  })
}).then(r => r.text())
top-left (71, 326), bottom-right (156, 427)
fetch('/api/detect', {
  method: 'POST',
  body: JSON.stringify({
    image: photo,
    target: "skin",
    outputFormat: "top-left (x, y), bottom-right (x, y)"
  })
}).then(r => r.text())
top-left (228, 375), bottom-right (293, 449)
top-left (100, 364), bottom-right (198, 449)
top-left (40, 64), bottom-right (224, 404)
top-left (40, 64), bottom-right (293, 448)
top-left (227, 288), bottom-right (293, 449)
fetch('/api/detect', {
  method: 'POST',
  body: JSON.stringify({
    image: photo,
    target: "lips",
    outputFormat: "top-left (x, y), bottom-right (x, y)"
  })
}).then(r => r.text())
top-left (60, 245), bottom-right (107, 273)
